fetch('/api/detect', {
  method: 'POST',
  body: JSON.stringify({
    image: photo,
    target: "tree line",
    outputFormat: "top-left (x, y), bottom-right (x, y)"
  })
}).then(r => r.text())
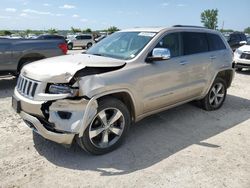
top-left (1, 12), bottom-right (250, 36)
top-left (0, 26), bottom-right (120, 36)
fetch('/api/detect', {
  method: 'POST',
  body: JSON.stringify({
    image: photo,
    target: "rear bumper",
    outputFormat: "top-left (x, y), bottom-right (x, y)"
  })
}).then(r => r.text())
top-left (20, 111), bottom-right (75, 145)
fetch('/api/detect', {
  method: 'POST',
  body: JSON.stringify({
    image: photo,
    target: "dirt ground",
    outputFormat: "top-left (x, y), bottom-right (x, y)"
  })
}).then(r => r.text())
top-left (0, 63), bottom-right (250, 187)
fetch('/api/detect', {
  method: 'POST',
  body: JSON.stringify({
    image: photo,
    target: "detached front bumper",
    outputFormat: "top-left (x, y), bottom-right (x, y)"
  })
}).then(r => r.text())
top-left (12, 87), bottom-right (98, 145)
top-left (20, 111), bottom-right (75, 145)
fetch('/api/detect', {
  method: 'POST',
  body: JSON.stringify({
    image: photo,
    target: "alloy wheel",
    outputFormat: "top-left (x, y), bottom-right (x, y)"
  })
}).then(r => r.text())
top-left (209, 83), bottom-right (225, 108)
top-left (88, 108), bottom-right (125, 149)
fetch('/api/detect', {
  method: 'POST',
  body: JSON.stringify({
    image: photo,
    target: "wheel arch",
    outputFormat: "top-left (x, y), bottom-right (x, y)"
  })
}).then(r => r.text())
top-left (95, 90), bottom-right (136, 123)
top-left (201, 68), bottom-right (235, 99)
top-left (215, 69), bottom-right (234, 88)
top-left (17, 53), bottom-right (45, 73)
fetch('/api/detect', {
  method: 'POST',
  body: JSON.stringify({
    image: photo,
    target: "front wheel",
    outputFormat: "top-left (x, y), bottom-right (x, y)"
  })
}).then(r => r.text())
top-left (86, 43), bottom-right (92, 49)
top-left (200, 78), bottom-right (227, 111)
top-left (77, 97), bottom-right (131, 155)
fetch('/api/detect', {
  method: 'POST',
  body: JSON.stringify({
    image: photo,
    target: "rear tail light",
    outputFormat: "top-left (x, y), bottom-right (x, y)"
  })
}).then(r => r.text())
top-left (58, 43), bottom-right (68, 55)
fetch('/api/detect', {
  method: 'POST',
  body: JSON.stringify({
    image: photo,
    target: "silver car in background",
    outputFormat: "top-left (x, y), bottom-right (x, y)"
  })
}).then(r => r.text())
top-left (67, 34), bottom-right (94, 50)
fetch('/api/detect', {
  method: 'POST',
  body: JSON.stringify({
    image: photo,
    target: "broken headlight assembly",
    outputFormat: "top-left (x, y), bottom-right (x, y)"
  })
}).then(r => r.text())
top-left (48, 84), bottom-right (79, 97)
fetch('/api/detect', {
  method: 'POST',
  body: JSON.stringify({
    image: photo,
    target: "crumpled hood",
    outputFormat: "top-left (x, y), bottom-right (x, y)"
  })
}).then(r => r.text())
top-left (21, 54), bottom-right (125, 83)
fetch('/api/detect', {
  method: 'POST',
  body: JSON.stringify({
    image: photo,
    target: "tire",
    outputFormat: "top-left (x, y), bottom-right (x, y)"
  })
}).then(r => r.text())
top-left (200, 78), bottom-right (227, 111)
top-left (67, 43), bottom-right (73, 50)
top-left (77, 97), bottom-right (131, 155)
top-left (86, 43), bottom-right (92, 49)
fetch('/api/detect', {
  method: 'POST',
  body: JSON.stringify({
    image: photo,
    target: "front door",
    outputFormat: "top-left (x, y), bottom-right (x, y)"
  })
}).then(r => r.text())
top-left (0, 41), bottom-right (12, 72)
top-left (142, 32), bottom-right (191, 113)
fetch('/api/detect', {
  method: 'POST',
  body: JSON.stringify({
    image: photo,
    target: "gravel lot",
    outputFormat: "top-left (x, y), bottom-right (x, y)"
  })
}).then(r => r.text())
top-left (0, 52), bottom-right (250, 187)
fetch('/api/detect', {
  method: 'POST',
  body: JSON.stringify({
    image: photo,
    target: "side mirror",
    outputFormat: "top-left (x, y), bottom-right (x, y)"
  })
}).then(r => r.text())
top-left (239, 41), bottom-right (247, 45)
top-left (146, 48), bottom-right (171, 62)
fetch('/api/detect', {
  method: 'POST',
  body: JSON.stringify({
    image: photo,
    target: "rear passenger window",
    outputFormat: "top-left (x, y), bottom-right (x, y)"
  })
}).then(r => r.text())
top-left (182, 32), bottom-right (208, 55)
top-left (207, 33), bottom-right (226, 51)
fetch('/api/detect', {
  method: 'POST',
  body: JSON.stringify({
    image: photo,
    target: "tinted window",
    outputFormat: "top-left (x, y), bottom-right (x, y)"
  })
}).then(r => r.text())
top-left (207, 33), bottom-right (226, 51)
top-left (155, 33), bottom-right (180, 57)
top-left (182, 32), bottom-right (208, 55)
top-left (230, 35), bottom-right (237, 41)
top-left (82, 35), bottom-right (92, 39)
top-left (240, 34), bottom-right (247, 41)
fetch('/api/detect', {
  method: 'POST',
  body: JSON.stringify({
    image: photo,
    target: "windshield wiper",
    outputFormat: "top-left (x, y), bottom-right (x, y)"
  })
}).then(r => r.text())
top-left (92, 53), bottom-right (103, 56)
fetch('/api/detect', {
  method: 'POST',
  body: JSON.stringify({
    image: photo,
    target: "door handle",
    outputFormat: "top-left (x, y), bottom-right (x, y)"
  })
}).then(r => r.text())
top-left (210, 55), bottom-right (217, 60)
top-left (179, 60), bottom-right (188, 65)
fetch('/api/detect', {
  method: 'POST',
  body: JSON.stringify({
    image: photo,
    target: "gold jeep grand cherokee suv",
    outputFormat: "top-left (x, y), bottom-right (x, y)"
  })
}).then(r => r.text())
top-left (12, 26), bottom-right (234, 155)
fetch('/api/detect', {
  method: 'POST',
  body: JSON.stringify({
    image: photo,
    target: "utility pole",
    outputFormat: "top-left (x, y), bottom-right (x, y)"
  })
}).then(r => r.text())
top-left (221, 21), bottom-right (224, 31)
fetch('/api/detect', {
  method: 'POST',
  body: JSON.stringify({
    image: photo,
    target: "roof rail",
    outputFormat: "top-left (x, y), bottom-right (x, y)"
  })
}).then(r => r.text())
top-left (172, 25), bottom-right (206, 28)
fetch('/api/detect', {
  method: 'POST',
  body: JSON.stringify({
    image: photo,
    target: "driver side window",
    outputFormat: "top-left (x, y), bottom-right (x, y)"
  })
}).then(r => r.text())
top-left (156, 32), bottom-right (181, 57)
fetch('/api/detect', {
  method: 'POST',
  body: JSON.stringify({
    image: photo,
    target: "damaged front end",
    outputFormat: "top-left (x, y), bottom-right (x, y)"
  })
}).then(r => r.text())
top-left (13, 56), bottom-right (126, 146)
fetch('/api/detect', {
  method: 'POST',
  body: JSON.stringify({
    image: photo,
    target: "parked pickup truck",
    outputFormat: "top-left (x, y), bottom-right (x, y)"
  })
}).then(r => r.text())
top-left (0, 38), bottom-right (67, 75)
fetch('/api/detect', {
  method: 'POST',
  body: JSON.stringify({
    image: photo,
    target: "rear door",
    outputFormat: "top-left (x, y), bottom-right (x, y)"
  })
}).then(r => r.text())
top-left (206, 32), bottom-right (230, 69)
top-left (179, 32), bottom-right (211, 97)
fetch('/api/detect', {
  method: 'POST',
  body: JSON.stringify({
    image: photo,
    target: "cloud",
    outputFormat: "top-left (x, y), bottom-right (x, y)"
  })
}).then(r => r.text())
top-left (0, 15), bottom-right (11, 19)
top-left (55, 14), bottom-right (64, 17)
top-left (177, 4), bottom-right (186, 7)
top-left (116, 10), bottom-right (140, 16)
top-left (43, 3), bottom-right (51, 7)
top-left (162, 3), bottom-right (169, 7)
top-left (22, 9), bottom-right (52, 15)
top-left (72, 14), bottom-right (79, 18)
top-left (5, 8), bottom-right (17, 12)
top-left (80, 18), bottom-right (88, 22)
top-left (22, 1), bottom-right (28, 6)
top-left (59, 4), bottom-right (75, 9)
top-left (20, 13), bottom-right (27, 17)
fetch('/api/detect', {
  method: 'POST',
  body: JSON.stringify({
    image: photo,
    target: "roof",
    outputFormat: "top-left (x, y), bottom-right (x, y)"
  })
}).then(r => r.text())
top-left (121, 27), bottom-right (166, 33)
top-left (120, 26), bottom-right (215, 33)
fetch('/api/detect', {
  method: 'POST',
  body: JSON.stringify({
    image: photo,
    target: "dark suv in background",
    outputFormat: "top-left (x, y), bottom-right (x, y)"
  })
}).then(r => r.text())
top-left (227, 32), bottom-right (247, 51)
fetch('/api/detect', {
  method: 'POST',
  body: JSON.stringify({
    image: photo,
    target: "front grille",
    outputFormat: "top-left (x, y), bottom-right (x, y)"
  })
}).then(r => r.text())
top-left (17, 75), bottom-right (40, 99)
top-left (240, 52), bottom-right (250, 60)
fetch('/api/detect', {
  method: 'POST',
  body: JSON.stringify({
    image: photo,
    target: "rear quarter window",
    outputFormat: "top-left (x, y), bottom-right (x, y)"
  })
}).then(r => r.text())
top-left (207, 33), bottom-right (226, 51)
top-left (182, 32), bottom-right (209, 55)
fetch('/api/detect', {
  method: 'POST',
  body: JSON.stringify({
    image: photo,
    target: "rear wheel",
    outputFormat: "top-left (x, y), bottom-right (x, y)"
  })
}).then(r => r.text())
top-left (77, 97), bottom-right (131, 155)
top-left (67, 43), bottom-right (73, 50)
top-left (200, 78), bottom-right (227, 111)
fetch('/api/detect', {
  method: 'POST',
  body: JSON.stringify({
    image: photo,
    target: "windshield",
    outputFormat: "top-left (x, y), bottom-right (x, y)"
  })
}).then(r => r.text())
top-left (87, 31), bottom-right (156, 60)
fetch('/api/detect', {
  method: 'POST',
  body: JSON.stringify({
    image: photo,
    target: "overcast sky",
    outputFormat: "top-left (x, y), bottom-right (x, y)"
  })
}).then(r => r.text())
top-left (0, 0), bottom-right (249, 30)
